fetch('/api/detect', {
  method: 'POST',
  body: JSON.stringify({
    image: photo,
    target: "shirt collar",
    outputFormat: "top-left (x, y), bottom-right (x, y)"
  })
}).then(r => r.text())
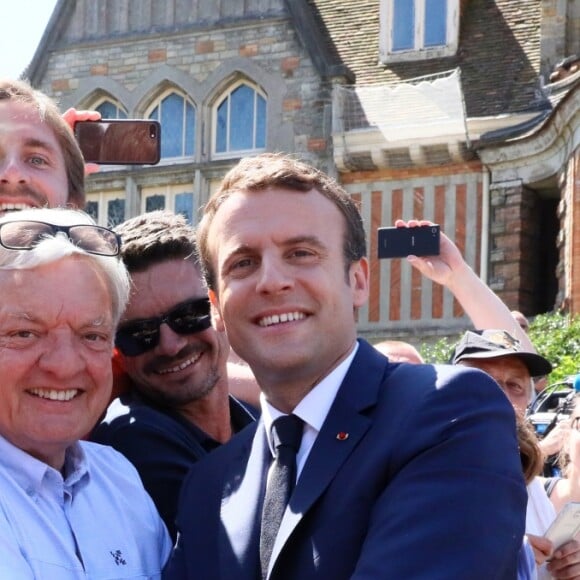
top-left (0, 435), bottom-right (90, 495)
top-left (261, 341), bottom-right (359, 454)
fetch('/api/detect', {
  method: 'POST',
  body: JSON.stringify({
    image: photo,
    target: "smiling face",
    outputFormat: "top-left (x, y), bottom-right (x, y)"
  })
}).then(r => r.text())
top-left (0, 256), bottom-right (115, 469)
top-left (207, 187), bottom-right (369, 409)
top-left (0, 100), bottom-right (69, 215)
top-left (117, 259), bottom-right (230, 408)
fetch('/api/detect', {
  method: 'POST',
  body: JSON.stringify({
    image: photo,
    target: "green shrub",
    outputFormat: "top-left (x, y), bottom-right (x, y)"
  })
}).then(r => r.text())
top-left (528, 312), bottom-right (580, 384)
top-left (420, 334), bottom-right (458, 365)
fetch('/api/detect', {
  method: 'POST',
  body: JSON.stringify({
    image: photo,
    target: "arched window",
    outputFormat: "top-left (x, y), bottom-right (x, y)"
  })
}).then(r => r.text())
top-left (148, 91), bottom-right (195, 159)
top-left (213, 81), bottom-right (266, 156)
top-left (95, 99), bottom-right (128, 119)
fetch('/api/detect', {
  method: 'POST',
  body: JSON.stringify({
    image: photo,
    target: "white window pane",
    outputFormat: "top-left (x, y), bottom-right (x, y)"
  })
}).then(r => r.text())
top-left (107, 198), bottom-right (125, 227)
top-left (256, 94), bottom-right (266, 149)
top-left (393, 0), bottom-right (415, 51)
top-left (216, 99), bottom-right (228, 153)
top-left (185, 102), bottom-right (195, 156)
top-left (229, 85), bottom-right (254, 151)
top-left (145, 195), bottom-right (165, 213)
top-left (175, 192), bottom-right (194, 223)
top-left (97, 101), bottom-right (118, 119)
top-left (86, 201), bottom-right (99, 222)
top-left (160, 94), bottom-right (185, 158)
top-left (425, 0), bottom-right (447, 47)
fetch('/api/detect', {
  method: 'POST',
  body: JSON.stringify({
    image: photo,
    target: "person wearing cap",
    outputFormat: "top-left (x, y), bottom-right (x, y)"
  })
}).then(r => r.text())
top-left (450, 329), bottom-right (552, 415)
top-left (0, 207), bottom-right (171, 578)
top-left (451, 329), bottom-right (580, 580)
top-left (396, 219), bottom-right (580, 578)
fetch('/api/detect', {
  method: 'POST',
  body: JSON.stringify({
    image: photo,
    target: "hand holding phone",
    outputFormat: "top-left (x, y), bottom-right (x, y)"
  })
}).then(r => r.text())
top-left (74, 119), bottom-right (161, 165)
top-left (544, 501), bottom-right (580, 549)
top-left (377, 225), bottom-right (440, 259)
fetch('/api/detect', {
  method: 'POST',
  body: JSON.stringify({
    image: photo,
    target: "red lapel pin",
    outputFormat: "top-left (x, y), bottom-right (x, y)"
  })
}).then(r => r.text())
top-left (336, 432), bottom-right (349, 441)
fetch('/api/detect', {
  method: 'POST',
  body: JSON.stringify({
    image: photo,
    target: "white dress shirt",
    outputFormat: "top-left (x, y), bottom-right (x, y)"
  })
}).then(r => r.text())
top-left (261, 341), bottom-right (359, 479)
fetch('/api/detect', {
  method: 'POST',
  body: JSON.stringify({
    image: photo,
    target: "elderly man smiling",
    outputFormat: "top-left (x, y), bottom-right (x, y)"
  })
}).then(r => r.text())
top-left (0, 207), bottom-right (171, 578)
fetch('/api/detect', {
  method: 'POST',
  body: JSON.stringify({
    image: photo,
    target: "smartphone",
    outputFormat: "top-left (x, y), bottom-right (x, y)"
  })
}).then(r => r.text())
top-left (377, 225), bottom-right (440, 259)
top-left (544, 501), bottom-right (580, 549)
top-left (74, 119), bottom-right (161, 165)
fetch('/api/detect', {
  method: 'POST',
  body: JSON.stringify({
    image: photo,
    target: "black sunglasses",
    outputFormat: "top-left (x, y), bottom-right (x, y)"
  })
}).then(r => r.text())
top-left (115, 297), bottom-right (212, 357)
top-left (0, 220), bottom-right (121, 257)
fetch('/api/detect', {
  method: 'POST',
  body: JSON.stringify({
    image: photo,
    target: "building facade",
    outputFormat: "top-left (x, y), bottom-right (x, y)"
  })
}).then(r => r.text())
top-left (26, 0), bottom-right (580, 340)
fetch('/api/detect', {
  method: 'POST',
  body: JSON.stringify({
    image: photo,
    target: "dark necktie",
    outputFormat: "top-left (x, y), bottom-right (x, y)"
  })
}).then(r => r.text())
top-left (259, 414), bottom-right (304, 579)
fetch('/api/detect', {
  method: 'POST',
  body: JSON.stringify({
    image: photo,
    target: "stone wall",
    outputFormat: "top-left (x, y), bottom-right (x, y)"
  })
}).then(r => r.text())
top-left (489, 181), bottom-right (542, 313)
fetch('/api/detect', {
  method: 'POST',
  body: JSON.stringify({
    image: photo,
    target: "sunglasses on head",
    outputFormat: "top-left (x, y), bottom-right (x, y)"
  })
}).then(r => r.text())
top-left (115, 297), bottom-right (212, 357)
top-left (0, 220), bottom-right (121, 257)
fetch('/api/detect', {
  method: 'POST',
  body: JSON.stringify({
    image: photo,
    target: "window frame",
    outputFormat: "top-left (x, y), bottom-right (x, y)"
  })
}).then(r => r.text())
top-left (211, 80), bottom-right (267, 159)
top-left (141, 185), bottom-right (196, 224)
top-left (379, 0), bottom-right (459, 63)
top-left (145, 89), bottom-right (196, 162)
top-left (93, 98), bottom-right (128, 119)
top-left (85, 190), bottom-right (126, 228)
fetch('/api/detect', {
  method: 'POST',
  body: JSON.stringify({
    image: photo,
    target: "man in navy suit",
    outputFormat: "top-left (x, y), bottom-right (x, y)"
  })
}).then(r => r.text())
top-left (164, 153), bottom-right (527, 579)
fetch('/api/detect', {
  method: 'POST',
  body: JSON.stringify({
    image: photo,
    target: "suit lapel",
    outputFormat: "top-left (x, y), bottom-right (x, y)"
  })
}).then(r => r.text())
top-left (268, 340), bottom-right (389, 575)
top-left (220, 421), bottom-right (268, 577)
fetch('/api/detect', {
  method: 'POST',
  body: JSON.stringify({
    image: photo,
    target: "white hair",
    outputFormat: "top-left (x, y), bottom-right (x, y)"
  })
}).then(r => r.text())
top-left (0, 208), bottom-right (130, 324)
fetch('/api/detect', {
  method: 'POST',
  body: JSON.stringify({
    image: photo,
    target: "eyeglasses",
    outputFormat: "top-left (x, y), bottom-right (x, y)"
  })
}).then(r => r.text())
top-left (0, 220), bottom-right (121, 257)
top-left (115, 297), bottom-right (212, 357)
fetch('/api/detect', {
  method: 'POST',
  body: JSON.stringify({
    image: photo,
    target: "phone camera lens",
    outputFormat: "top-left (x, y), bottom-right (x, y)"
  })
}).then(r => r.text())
top-left (149, 124), bottom-right (157, 139)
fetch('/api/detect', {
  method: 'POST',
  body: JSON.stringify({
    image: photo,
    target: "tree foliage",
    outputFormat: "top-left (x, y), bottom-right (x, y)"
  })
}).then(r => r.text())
top-left (527, 312), bottom-right (580, 384)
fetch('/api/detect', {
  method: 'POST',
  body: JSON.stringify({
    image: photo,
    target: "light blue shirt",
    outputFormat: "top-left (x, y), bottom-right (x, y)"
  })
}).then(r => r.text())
top-left (0, 435), bottom-right (171, 579)
top-left (518, 536), bottom-right (538, 580)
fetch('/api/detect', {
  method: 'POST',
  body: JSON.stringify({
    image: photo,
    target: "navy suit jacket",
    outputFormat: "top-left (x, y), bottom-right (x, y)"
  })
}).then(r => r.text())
top-left (164, 340), bottom-right (527, 579)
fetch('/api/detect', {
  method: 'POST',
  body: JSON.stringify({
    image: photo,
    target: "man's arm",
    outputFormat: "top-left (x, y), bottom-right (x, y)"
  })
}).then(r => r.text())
top-left (352, 365), bottom-right (527, 579)
top-left (396, 219), bottom-right (535, 352)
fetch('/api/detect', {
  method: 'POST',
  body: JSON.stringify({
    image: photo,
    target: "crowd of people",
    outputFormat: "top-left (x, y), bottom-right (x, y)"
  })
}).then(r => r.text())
top-left (0, 77), bottom-right (579, 579)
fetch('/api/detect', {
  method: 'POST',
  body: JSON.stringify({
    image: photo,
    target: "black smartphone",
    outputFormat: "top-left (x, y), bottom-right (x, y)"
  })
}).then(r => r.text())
top-left (74, 119), bottom-right (161, 165)
top-left (377, 225), bottom-right (440, 259)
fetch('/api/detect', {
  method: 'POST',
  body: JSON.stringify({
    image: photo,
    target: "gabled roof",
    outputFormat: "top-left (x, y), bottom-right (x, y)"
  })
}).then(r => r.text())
top-left (26, 0), bottom-right (74, 84)
top-left (28, 0), bottom-right (546, 120)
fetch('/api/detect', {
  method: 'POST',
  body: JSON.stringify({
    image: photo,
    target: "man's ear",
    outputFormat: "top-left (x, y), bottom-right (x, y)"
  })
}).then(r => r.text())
top-left (208, 289), bottom-right (225, 332)
top-left (350, 257), bottom-right (370, 308)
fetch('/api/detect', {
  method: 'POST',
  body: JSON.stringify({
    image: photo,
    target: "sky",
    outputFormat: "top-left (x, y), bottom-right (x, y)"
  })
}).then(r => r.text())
top-left (2, 0), bottom-right (59, 79)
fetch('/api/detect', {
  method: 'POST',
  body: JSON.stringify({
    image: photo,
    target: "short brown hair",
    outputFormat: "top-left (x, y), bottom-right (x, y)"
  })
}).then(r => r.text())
top-left (197, 153), bottom-right (367, 290)
top-left (0, 79), bottom-right (85, 207)
top-left (114, 210), bottom-right (200, 275)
